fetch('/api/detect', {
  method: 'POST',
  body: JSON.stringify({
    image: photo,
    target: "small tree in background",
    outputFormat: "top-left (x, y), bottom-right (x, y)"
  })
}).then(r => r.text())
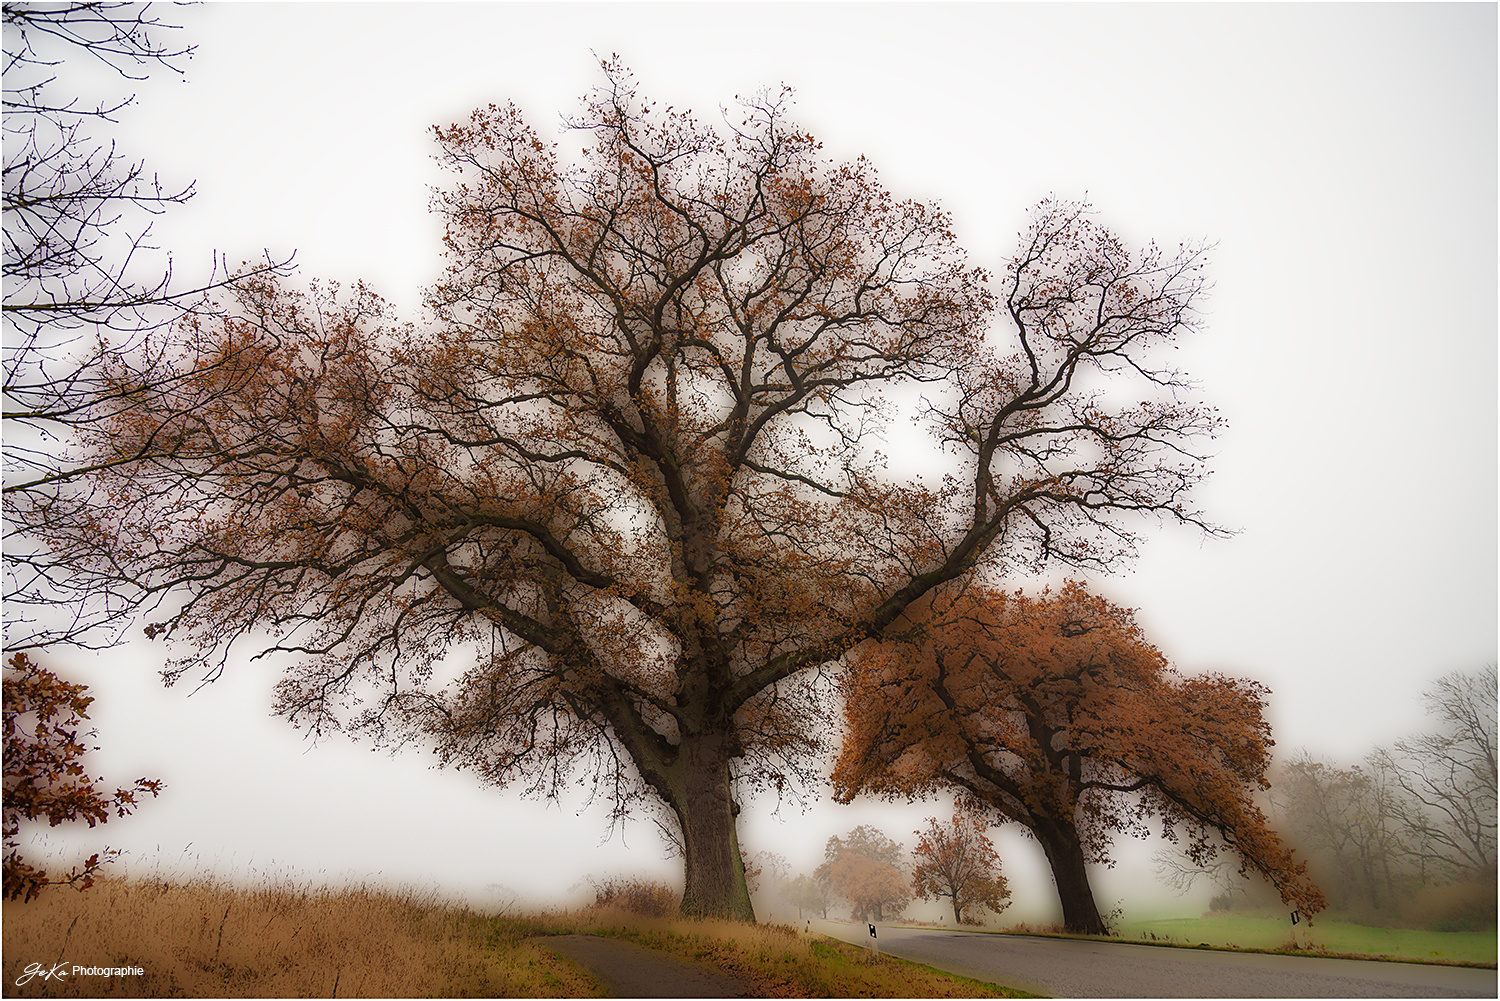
top-left (785, 871), bottom-right (833, 919)
top-left (3, 653), bottom-right (162, 901)
top-left (817, 825), bottom-right (910, 922)
top-left (911, 809), bottom-right (1011, 925)
top-left (744, 849), bottom-right (788, 897)
top-left (1152, 835), bottom-right (1277, 913)
top-left (1272, 752), bottom-right (1411, 914)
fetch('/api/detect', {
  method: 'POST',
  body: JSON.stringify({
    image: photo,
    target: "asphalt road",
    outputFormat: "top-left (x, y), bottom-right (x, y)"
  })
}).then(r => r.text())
top-left (813, 921), bottom-right (1498, 998)
top-left (535, 934), bottom-right (755, 998)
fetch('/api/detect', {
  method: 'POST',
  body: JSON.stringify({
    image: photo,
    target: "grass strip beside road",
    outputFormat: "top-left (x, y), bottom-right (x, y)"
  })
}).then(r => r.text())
top-left (883, 916), bottom-right (1495, 968)
top-left (1115, 916), bottom-right (1495, 967)
top-left (511, 909), bottom-right (1035, 997)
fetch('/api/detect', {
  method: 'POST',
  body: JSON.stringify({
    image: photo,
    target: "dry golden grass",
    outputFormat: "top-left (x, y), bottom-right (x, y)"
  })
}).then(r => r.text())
top-left (4, 874), bottom-right (1027, 998)
top-left (2, 877), bottom-right (601, 998)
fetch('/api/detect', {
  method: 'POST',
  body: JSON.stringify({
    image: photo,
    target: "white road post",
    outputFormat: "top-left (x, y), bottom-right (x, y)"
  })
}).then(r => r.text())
top-left (1289, 906), bottom-right (1309, 949)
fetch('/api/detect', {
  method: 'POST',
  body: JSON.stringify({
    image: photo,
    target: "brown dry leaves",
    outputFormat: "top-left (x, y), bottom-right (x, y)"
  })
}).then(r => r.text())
top-left (834, 581), bottom-right (1325, 913)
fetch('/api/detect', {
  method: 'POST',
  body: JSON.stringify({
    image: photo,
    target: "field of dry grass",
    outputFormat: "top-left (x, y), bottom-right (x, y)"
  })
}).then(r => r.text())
top-left (4, 877), bottom-right (1025, 998)
top-left (2, 877), bottom-right (600, 998)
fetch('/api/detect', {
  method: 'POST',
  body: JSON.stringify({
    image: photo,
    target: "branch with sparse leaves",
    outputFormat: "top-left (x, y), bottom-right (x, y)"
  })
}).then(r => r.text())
top-left (3, 2), bottom-right (295, 652)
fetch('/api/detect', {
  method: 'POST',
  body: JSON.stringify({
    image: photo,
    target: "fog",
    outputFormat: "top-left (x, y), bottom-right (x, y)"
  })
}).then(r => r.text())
top-left (8, 3), bottom-right (1495, 925)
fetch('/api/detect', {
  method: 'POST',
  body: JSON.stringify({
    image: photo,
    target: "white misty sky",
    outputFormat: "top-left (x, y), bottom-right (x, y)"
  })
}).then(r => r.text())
top-left (20, 3), bottom-right (1496, 921)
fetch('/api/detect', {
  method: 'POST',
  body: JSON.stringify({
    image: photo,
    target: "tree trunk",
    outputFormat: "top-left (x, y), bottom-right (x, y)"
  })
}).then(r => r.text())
top-left (1035, 820), bottom-right (1108, 935)
top-left (674, 732), bottom-right (756, 921)
top-left (951, 898), bottom-right (963, 924)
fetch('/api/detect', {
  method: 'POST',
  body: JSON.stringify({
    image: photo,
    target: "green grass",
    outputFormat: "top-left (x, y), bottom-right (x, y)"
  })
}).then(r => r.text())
top-left (1115, 915), bottom-right (1496, 966)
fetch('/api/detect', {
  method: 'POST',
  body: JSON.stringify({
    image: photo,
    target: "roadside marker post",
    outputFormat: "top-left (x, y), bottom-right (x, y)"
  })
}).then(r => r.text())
top-left (866, 923), bottom-right (879, 957)
top-left (1289, 907), bottom-right (1309, 949)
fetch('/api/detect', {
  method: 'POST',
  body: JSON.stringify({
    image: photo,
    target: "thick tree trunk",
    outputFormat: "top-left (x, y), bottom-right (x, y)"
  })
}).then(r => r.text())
top-left (1035, 821), bottom-right (1108, 935)
top-left (674, 732), bottom-right (755, 921)
top-left (951, 898), bottom-right (964, 924)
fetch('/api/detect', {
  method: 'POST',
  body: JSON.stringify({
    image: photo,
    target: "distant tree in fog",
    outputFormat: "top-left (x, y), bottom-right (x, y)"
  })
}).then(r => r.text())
top-left (1265, 667), bottom-right (1495, 923)
top-left (784, 871), bottom-right (832, 919)
top-left (1373, 666), bottom-right (1496, 881)
top-left (744, 849), bottom-right (787, 896)
top-left (1272, 752), bottom-right (1411, 913)
top-left (818, 825), bottom-right (910, 922)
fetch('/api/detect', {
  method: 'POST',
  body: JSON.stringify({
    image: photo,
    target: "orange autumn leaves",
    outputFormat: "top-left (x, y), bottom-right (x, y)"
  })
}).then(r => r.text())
top-left (3, 654), bottom-right (163, 901)
top-left (910, 809), bottom-right (1011, 925)
top-left (833, 582), bottom-right (1324, 927)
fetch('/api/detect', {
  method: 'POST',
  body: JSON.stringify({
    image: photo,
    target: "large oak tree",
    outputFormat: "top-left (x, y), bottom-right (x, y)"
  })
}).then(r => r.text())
top-left (832, 582), bottom-right (1323, 934)
top-left (52, 61), bottom-right (1221, 920)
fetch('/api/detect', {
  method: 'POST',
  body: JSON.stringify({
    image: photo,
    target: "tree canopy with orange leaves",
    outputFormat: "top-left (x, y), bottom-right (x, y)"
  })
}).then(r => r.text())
top-left (38, 60), bottom-right (1223, 920)
top-left (833, 582), bottom-right (1322, 934)
top-left (910, 808), bottom-right (1011, 925)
